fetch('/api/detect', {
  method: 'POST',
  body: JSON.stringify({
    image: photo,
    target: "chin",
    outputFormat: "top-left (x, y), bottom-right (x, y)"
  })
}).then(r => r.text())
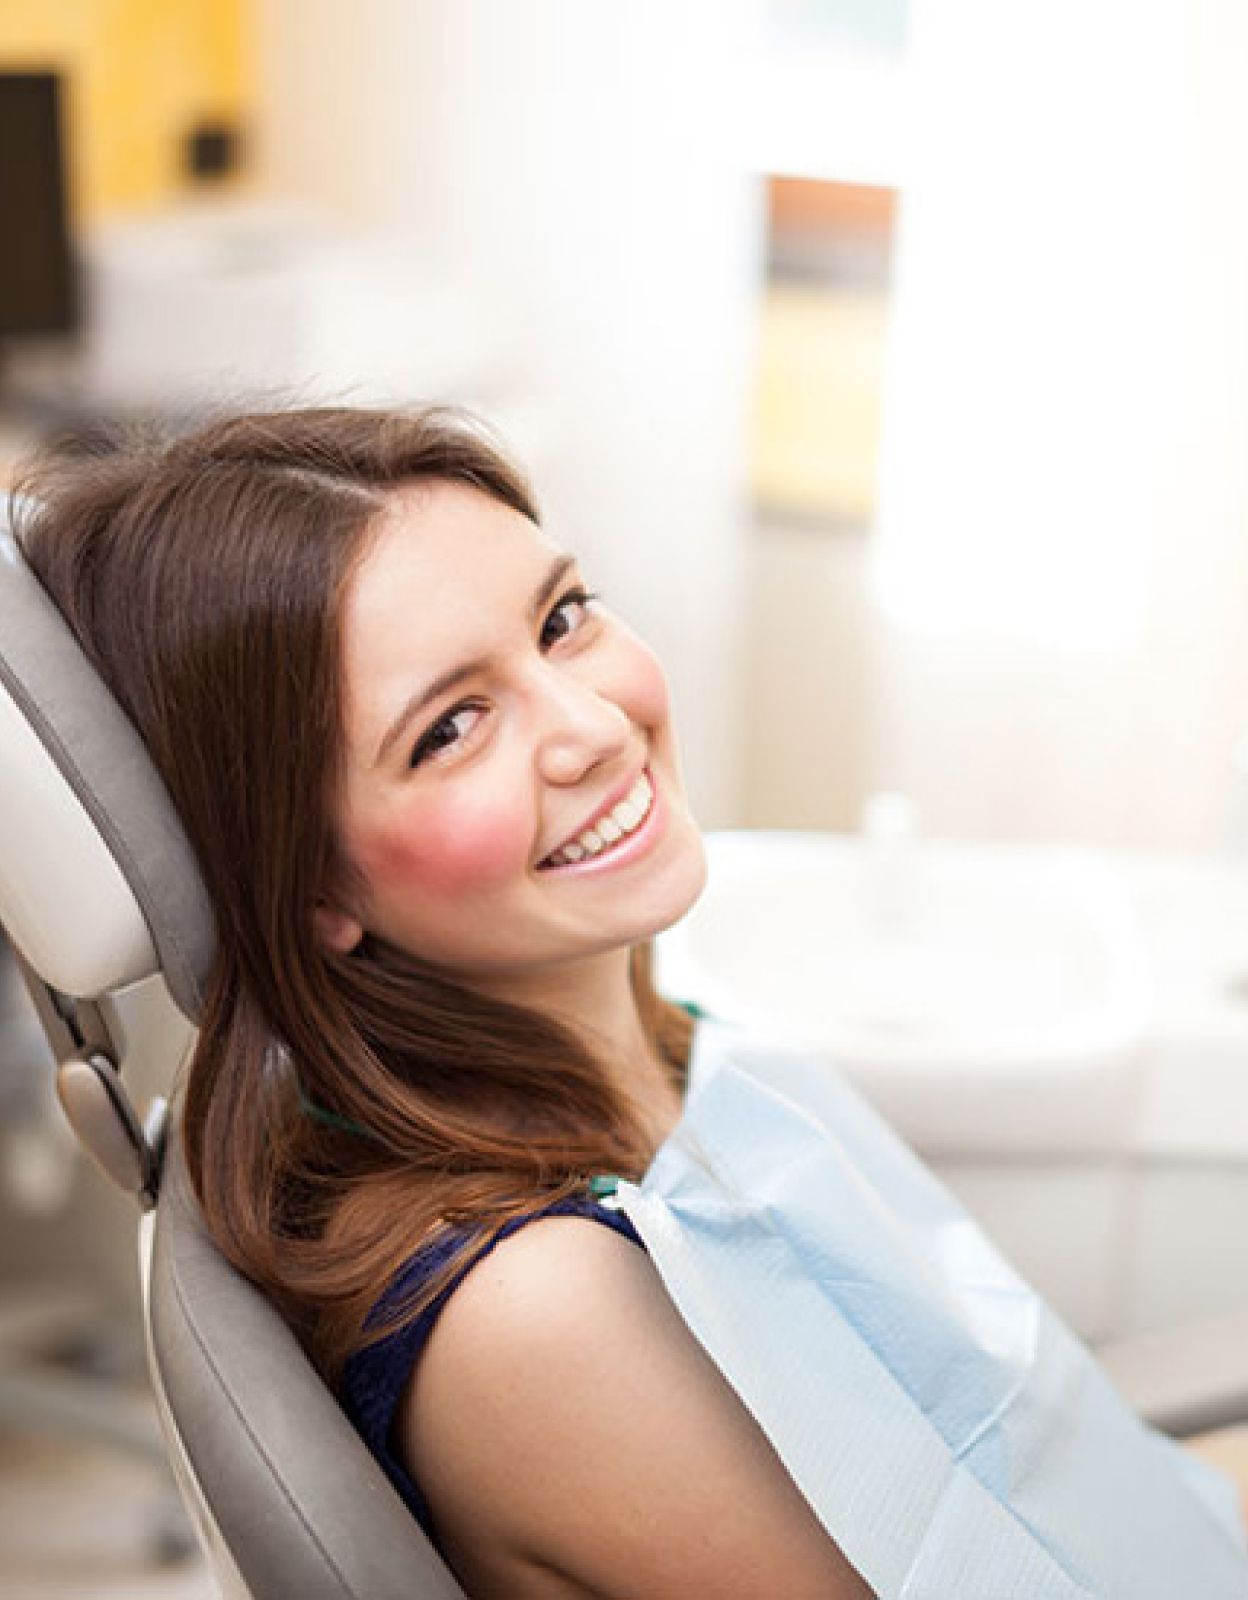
top-left (640, 826), bottom-right (708, 940)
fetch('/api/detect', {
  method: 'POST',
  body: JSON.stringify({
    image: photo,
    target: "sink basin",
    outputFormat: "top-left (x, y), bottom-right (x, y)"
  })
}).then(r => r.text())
top-left (657, 829), bottom-right (1150, 1153)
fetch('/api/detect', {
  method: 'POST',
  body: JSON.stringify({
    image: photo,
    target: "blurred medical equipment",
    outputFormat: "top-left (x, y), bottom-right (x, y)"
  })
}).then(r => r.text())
top-left (78, 202), bottom-right (508, 412)
top-left (0, 74), bottom-right (76, 356)
top-left (2, 198), bottom-right (538, 452)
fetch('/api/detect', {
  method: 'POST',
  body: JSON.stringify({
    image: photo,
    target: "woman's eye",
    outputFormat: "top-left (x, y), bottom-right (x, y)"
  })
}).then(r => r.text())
top-left (541, 587), bottom-right (599, 649)
top-left (410, 704), bottom-right (481, 768)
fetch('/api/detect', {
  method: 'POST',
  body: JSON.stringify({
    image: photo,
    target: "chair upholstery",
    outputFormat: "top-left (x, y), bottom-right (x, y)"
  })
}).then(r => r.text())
top-left (148, 1122), bottom-right (465, 1599)
top-left (0, 506), bottom-right (212, 1019)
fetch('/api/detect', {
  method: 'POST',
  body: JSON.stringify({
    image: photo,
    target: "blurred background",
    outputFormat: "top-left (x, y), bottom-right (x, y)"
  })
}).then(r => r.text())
top-left (6, 0), bottom-right (1248, 849)
top-left (5, 0), bottom-right (1248, 1591)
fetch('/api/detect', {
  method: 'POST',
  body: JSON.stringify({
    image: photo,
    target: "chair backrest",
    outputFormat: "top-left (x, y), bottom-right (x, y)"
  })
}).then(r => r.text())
top-left (0, 497), bottom-right (466, 1599)
top-left (147, 1123), bottom-right (464, 1600)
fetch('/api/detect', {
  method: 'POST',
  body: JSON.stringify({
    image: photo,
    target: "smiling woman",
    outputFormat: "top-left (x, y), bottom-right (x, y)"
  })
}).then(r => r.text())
top-left (317, 478), bottom-right (705, 996)
top-left (14, 405), bottom-right (1248, 1598)
top-left (13, 407), bottom-right (873, 1598)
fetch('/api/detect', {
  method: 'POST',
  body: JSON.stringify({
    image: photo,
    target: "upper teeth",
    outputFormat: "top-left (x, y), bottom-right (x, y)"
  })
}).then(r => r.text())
top-left (542, 772), bottom-right (654, 868)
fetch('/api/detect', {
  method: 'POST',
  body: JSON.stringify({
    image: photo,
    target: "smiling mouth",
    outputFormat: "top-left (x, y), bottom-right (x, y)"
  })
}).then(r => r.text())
top-left (537, 771), bottom-right (655, 869)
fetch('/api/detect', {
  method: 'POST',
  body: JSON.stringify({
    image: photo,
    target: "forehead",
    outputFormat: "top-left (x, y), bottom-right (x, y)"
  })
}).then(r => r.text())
top-left (338, 480), bottom-right (562, 745)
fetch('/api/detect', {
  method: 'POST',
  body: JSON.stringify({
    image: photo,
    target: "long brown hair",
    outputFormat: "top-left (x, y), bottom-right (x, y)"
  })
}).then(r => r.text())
top-left (15, 407), bottom-right (694, 1383)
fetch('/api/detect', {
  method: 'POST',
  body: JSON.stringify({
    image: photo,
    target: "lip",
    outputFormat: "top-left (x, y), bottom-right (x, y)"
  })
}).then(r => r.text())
top-left (536, 764), bottom-right (665, 877)
top-left (539, 763), bottom-right (650, 863)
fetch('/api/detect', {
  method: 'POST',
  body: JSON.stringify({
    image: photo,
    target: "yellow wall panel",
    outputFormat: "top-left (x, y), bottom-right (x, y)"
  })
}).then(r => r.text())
top-left (752, 284), bottom-right (890, 526)
top-left (0, 0), bottom-right (248, 222)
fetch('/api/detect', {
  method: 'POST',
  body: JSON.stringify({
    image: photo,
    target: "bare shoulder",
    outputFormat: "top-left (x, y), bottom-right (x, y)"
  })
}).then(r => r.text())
top-left (398, 1214), bottom-right (874, 1599)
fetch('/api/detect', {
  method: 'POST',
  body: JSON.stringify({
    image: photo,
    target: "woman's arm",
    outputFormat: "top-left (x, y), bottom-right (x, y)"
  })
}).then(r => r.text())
top-left (399, 1215), bottom-right (875, 1600)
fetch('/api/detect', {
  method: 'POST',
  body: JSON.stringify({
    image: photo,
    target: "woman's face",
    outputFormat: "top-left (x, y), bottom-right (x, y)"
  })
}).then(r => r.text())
top-left (319, 480), bottom-right (707, 986)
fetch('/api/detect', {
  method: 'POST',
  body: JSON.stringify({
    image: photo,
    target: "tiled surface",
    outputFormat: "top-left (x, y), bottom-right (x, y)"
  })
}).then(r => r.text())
top-left (0, 1425), bottom-right (215, 1600)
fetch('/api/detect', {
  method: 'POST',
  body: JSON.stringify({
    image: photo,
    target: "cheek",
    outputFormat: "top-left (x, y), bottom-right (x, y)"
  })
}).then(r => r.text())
top-left (355, 791), bottom-right (534, 900)
top-left (618, 634), bottom-right (672, 728)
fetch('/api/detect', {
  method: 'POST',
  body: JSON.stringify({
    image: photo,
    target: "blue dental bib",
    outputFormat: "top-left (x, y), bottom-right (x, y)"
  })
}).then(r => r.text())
top-left (605, 1020), bottom-right (1247, 1598)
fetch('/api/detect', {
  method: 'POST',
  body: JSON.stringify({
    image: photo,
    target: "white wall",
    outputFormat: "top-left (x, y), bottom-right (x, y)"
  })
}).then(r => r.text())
top-left (253, 0), bottom-right (763, 827)
top-left (868, 1), bottom-right (1248, 849)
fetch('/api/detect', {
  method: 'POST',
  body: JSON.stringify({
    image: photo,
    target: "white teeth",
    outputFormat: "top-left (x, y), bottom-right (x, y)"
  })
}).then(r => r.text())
top-left (541, 770), bottom-right (656, 868)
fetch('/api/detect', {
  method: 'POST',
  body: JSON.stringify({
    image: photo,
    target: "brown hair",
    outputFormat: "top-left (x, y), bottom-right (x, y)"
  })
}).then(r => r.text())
top-left (15, 407), bottom-right (694, 1383)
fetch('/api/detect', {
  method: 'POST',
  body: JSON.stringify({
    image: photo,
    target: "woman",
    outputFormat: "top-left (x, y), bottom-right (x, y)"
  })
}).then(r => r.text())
top-left (16, 407), bottom-right (874, 1597)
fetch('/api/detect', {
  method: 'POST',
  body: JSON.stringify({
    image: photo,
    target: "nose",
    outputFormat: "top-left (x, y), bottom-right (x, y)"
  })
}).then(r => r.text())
top-left (530, 662), bottom-right (634, 787)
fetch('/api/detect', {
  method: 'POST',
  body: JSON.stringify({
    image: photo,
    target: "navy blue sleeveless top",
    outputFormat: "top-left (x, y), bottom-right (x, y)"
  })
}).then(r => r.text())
top-left (340, 1191), bottom-right (645, 1543)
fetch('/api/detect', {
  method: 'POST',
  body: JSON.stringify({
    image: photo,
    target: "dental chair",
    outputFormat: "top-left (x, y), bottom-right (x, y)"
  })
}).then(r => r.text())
top-left (0, 927), bottom-right (181, 1516)
top-left (0, 505), bottom-right (465, 1599)
top-left (2, 498), bottom-right (1247, 1599)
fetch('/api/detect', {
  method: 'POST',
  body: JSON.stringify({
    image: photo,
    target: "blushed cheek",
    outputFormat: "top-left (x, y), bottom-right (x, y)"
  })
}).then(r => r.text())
top-left (637, 652), bottom-right (671, 725)
top-left (620, 633), bottom-right (672, 727)
top-left (355, 793), bottom-right (533, 899)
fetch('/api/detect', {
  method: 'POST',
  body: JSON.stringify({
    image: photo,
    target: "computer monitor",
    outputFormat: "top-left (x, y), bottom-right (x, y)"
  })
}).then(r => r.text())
top-left (0, 72), bottom-right (78, 338)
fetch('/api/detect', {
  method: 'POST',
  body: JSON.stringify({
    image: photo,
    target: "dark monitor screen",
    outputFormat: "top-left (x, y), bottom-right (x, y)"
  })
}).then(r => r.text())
top-left (0, 72), bottom-right (77, 337)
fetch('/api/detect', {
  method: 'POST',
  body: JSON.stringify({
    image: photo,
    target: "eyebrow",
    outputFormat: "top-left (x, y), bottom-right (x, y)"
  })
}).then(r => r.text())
top-left (373, 552), bottom-right (578, 766)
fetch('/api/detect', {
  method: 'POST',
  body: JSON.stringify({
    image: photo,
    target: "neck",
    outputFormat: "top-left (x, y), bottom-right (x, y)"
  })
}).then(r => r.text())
top-left (472, 945), bottom-right (678, 1117)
